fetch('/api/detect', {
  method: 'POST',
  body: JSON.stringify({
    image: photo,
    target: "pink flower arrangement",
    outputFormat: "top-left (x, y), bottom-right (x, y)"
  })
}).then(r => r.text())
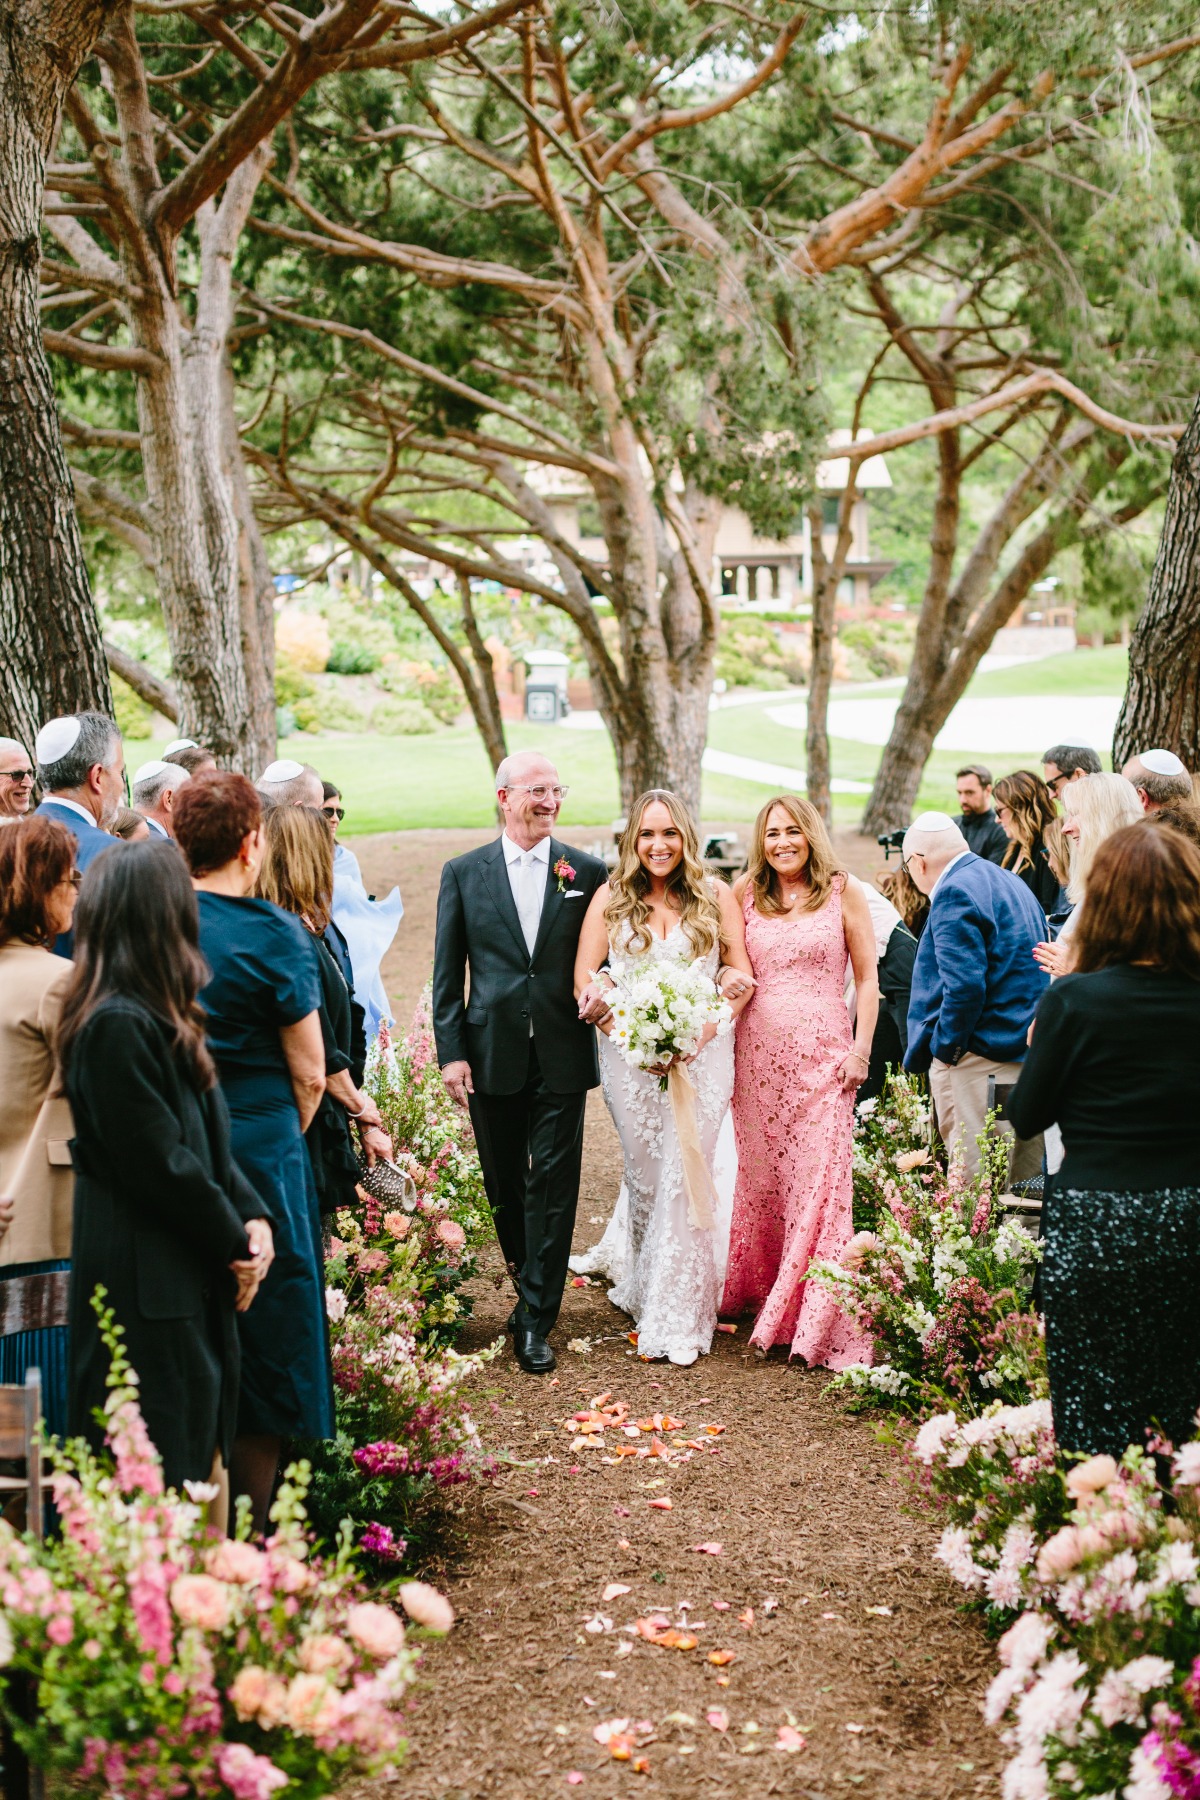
top-left (397, 1582), bottom-right (456, 1634)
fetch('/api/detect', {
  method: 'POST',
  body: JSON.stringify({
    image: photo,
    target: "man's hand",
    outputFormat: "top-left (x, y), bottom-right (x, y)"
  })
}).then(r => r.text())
top-left (441, 1059), bottom-right (474, 1110)
top-left (577, 979), bottom-right (614, 1026)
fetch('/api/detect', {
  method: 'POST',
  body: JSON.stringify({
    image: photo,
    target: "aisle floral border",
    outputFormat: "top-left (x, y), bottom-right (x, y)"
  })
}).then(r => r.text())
top-left (820, 1071), bottom-right (1200, 1800)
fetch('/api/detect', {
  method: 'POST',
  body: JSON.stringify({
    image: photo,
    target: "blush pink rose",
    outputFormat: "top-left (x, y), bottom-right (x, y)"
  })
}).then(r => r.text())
top-left (207, 1540), bottom-right (265, 1585)
top-left (170, 1574), bottom-right (229, 1632)
top-left (284, 1672), bottom-right (343, 1738)
top-left (298, 1632), bottom-right (353, 1675)
top-left (397, 1581), bottom-right (455, 1634)
top-left (436, 1219), bottom-right (466, 1252)
top-left (1036, 1526), bottom-right (1083, 1582)
top-left (228, 1665), bottom-right (288, 1727)
top-left (347, 1600), bottom-right (408, 1657)
top-left (1066, 1454), bottom-right (1118, 1499)
top-left (383, 1212), bottom-right (411, 1239)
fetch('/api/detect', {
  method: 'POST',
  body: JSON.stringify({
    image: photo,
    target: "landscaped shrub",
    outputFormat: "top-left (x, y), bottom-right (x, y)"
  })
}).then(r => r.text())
top-left (371, 698), bottom-right (442, 737)
top-left (326, 640), bottom-right (382, 676)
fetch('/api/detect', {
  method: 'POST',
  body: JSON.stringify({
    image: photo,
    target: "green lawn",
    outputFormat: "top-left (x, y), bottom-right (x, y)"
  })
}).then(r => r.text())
top-left (123, 646), bottom-right (1128, 835)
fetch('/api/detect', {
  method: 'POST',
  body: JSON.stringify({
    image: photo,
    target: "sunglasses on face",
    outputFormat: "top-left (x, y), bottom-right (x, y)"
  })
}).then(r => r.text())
top-left (1, 769), bottom-right (33, 784)
top-left (322, 805), bottom-right (345, 821)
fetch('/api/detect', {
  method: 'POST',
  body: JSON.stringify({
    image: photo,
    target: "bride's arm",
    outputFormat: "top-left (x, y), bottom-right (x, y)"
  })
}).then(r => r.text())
top-left (575, 886), bottom-right (615, 1031)
top-left (715, 881), bottom-right (755, 1020)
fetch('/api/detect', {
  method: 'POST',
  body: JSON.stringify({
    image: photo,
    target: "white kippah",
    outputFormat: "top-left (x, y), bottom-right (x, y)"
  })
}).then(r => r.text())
top-left (163, 737), bottom-right (199, 756)
top-left (910, 810), bottom-right (958, 833)
top-left (132, 759), bottom-right (173, 784)
top-left (1140, 748), bottom-right (1187, 776)
top-left (35, 717), bottom-right (82, 765)
top-left (259, 758), bottom-right (305, 783)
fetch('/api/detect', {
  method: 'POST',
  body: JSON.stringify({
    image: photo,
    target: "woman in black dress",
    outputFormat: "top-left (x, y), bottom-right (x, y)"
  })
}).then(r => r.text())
top-left (173, 772), bottom-right (329, 1534)
top-left (59, 843), bottom-right (275, 1500)
top-left (255, 806), bottom-right (392, 1213)
top-left (1007, 822), bottom-right (1200, 1457)
top-left (993, 770), bottom-right (1063, 917)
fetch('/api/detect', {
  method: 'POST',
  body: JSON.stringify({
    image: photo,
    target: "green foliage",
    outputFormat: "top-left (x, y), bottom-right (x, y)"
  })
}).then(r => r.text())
top-left (327, 639), bottom-right (381, 675)
top-left (109, 673), bottom-right (155, 739)
top-left (371, 698), bottom-right (441, 737)
top-left (274, 653), bottom-right (316, 711)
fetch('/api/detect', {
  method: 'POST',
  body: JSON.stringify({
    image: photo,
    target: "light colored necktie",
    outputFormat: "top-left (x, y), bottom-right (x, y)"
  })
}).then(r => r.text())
top-left (518, 851), bottom-right (542, 955)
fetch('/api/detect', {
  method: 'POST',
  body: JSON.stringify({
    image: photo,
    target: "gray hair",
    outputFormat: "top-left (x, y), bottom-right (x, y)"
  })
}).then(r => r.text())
top-left (133, 765), bottom-right (190, 811)
top-left (1042, 743), bottom-right (1102, 778)
top-left (256, 762), bottom-right (321, 807)
top-left (37, 712), bottom-right (122, 792)
top-left (1127, 760), bottom-right (1194, 806)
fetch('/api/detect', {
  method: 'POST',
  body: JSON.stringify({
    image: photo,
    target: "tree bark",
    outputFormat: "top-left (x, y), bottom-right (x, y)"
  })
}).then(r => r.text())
top-left (1114, 396), bottom-right (1200, 767)
top-left (0, 0), bottom-right (116, 749)
top-left (456, 574), bottom-right (507, 773)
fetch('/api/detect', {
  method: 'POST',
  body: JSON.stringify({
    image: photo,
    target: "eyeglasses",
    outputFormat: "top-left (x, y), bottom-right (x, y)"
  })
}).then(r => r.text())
top-left (63, 871), bottom-right (82, 888)
top-left (505, 784), bottom-right (568, 802)
top-left (1, 769), bottom-right (33, 784)
top-left (322, 806), bottom-right (345, 821)
top-left (1045, 773), bottom-right (1069, 796)
top-left (900, 850), bottom-right (925, 874)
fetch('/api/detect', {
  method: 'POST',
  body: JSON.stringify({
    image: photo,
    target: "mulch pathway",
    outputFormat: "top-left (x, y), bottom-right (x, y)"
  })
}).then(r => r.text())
top-left (352, 830), bottom-right (1002, 1800)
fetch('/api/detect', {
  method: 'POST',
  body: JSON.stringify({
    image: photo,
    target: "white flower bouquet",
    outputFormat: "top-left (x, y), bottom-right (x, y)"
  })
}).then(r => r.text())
top-left (607, 956), bottom-right (731, 1088)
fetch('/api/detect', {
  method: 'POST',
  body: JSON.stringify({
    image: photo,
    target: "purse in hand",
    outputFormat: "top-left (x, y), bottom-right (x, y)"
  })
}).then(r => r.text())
top-left (356, 1153), bottom-right (419, 1211)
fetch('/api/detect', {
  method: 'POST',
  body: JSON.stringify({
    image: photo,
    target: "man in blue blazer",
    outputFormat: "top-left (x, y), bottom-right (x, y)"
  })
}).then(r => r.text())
top-left (33, 713), bottom-right (125, 953)
top-left (903, 811), bottom-right (1049, 1178)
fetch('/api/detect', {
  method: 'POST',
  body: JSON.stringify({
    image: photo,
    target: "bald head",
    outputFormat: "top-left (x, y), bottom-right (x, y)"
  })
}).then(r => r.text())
top-left (901, 812), bottom-right (968, 896)
top-left (496, 750), bottom-right (563, 849)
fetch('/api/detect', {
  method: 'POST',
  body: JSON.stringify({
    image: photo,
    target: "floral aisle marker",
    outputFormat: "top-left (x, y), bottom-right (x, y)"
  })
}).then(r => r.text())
top-left (0, 1297), bottom-right (458, 1798)
top-left (302, 989), bottom-right (501, 1565)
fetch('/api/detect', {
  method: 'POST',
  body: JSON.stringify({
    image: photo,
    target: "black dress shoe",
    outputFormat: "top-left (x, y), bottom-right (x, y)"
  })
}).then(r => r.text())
top-left (513, 1327), bottom-right (556, 1374)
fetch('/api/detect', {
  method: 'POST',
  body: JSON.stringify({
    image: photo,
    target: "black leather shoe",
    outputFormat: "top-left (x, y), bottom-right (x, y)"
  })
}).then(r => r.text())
top-left (514, 1328), bottom-right (556, 1374)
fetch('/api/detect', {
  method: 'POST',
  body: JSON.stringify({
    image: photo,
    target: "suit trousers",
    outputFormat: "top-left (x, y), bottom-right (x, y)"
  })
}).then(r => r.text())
top-left (930, 1051), bottom-right (1043, 1183)
top-left (468, 1038), bottom-right (588, 1335)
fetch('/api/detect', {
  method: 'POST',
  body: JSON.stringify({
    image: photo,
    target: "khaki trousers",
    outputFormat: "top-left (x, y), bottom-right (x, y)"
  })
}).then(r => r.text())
top-left (929, 1051), bottom-right (1043, 1183)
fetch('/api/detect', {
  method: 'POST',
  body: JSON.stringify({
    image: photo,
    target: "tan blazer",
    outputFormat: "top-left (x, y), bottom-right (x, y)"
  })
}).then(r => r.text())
top-left (0, 940), bottom-right (75, 1264)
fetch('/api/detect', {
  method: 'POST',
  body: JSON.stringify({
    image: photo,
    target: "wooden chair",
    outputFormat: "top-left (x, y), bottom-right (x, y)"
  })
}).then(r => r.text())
top-left (0, 1370), bottom-right (45, 1800)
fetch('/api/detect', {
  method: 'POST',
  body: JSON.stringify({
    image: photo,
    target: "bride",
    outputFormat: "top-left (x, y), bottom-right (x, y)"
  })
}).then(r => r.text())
top-left (571, 791), bottom-right (753, 1364)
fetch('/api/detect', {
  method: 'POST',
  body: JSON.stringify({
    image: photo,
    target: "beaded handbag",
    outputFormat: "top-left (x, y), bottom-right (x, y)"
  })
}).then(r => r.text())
top-left (356, 1153), bottom-right (418, 1211)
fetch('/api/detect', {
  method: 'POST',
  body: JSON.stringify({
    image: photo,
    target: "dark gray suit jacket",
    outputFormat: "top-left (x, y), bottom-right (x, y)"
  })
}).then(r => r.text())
top-left (432, 835), bottom-right (607, 1095)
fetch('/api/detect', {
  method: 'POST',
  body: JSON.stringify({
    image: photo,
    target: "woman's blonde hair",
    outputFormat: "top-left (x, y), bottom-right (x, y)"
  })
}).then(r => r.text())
top-left (1043, 815), bottom-right (1071, 891)
top-left (993, 770), bottom-right (1057, 876)
top-left (604, 789), bottom-right (722, 958)
top-left (1062, 771), bottom-right (1144, 904)
top-left (746, 793), bottom-right (842, 915)
top-left (256, 805), bottom-right (334, 935)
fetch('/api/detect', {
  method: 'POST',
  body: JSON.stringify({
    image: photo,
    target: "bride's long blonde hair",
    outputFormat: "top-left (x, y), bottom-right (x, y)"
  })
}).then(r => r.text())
top-left (604, 789), bottom-right (723, 959)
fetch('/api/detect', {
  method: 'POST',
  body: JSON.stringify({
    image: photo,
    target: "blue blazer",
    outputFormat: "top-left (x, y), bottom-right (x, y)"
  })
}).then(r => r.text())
top-left (905, 852), bottom-right (1049, 1073)
top-left (34, 800), bottom-right (118, 957)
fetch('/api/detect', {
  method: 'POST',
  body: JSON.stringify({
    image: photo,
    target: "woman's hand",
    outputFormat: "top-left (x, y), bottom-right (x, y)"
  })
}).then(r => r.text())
top-left (1033, 939), bottom-right (1070, 978)
top-left (836, 1049), bottom-right (870, 1092)
top-left (717, 967), bottom-right (755, 1004)
top-left (231, 1217), bottom-right (275, 1311)
top-left (358, 1122), bottom-right (393, 1167)
top-left (647, 1056), bottom-right (676, 1079)
top-left (684, 1022), bottom-right (719, 1063)
top-left (350, 1095), bottom-right (384, 1131)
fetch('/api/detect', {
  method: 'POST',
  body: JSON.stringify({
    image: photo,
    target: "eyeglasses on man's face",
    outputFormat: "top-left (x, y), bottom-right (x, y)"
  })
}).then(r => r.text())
top-left (322, 805), bottom-right (345, 822)
top-left (1, 769), bottom-right (33, 784)
top-left (505, 784), bottom-right (568, 803)
top-left (900, 850), bottom-right (925, 875)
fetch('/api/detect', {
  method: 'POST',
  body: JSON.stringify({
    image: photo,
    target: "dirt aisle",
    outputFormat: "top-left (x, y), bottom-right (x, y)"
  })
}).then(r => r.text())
top-left (355, 831), bottom-right (1000, 1800)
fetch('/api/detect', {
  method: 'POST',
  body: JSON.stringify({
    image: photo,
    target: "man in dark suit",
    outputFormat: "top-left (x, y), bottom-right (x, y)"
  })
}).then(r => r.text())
top-left (432, 752), bottom-right (610, 1374)
top-left (33, 713), bottom-right (125, 954)
top-left (902, 811), bottom-right (1048, 1180)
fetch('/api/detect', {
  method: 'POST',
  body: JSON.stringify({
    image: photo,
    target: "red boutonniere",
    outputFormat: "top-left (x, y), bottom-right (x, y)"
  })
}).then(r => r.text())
top-left (554, 855), bottom-right (576, 893)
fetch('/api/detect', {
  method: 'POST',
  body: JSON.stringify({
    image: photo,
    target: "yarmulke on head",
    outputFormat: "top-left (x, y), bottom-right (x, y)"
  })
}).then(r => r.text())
top-left (132, 759), bottom-right (173, 785)
top-left (162, 738), bottom-right (199, 757)
top-left (259, 759), bottom-right (305, 783)
top-left (1139, 748), bottom-right (1187, 777)
top-left (35, 716), bottom-right (83, 767)
top-left (910, 810), bottom-right (958, 834)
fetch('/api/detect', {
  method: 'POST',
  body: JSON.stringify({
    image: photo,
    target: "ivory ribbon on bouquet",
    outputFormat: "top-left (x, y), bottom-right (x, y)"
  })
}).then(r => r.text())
top-left (667, 1062), bottom-right (716, 1231)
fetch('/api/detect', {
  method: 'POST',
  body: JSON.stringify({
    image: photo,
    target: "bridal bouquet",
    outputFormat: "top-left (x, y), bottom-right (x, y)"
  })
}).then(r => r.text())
top-left (607, 957), bottom-right (731, 1088)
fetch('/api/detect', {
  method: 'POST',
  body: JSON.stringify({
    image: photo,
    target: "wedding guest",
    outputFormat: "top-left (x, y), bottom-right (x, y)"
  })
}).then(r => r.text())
top-left (0, 818), bottom-right (78, 1434)
top-left (256, 758), bottom-right (323, 810)
top-left (1033, 772), bottom-right (1144, 977)
top-left (1043, 817), bottom-right (1073, 937)
top-left (33, 712), bottom-right (124, 870)
top-left (58, 842), bottom-right (275, 1501)
top-left (1007, 825), bottom-right (1200, 1456)
top-left (850, 878), bottom-right (918, 1102)
top-left (721, 795), bottom-right (878, 1367)
top-left (0, 739), bottom-right (34, 820)
top-left (164, 743), bottom-right (218, 777)
top-left (993, 770), bottom-right (1063, 915)
top-left (902, 812), bottom-right (1047, 1178)
top-left (326, 780), bottom-right (403, 1046)
top-left (112, 808), bottom-right (151, 842)
top-left (878, 862), bottom-right (929, 938)
top-left (173, 771), bottom-right (330, 1532)
top-left (1042, 742), bottom-right (1101, 804)
top-left (954, 764), bottom-right (1008, 864)
top-left (256, 805), bottom-right (389, 1207)
top-left (1121, 747), bottom-right (1194, 813)
top-left (1147, 802), bottom-right (1200, 851)
top-left (132, 759), bottom-right (191, 839)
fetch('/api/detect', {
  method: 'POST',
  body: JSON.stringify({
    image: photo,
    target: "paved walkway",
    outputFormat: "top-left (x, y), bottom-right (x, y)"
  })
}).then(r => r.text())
top-left (767, 694), bottom-right (1119, 755)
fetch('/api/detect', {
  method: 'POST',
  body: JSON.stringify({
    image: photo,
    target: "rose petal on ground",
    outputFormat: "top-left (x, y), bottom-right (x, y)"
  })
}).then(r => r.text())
top-left (738, 1607), bottom-right (754, 1628)
top-left (616, 1640), bottom-right (634, 1657)
top-left (776, 1727), bottom-right (807, 1752)
top-left (763, 1597), bottom-right (779, 1614)
top-left (613, 1505), bottom-right (631, 1517)
top-left (845, 1722), bottom-right (864, 1733)
top-left (631, 1757), bottom-right (650, 1774)
top-left (602, 1583), bottom-right (632, 1602)
top-left (566, 1774), bottom-right (584, 1785)
top-left (648, 1497), bottom-right (672, 1510)
top-left (592, 1718), bottom-right (630, 1745)
top-left (609, 1736), bottom-right (633, 1761)
top-left (583, 1614), bottom-right (613, 1634)
top-left (706, 1709), bottom-right (729, 1732)
top-left (716, 1676), bottom-right (730, 1687)
top-left (715, 1323), bottom-right (737, 1333)
top-left (707, 1649), bottom-right (736, 1666)
top-left (711, 1599), bottom-right (730, 1611)
top-left (865, 1605), bottom-right (893, 1617)
top-left (692, 1542), bottom-right (723, 1555)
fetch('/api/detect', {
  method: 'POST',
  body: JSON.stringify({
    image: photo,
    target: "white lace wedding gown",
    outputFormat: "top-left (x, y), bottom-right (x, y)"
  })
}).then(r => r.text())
top-left (570, 922), bottom-right (735, 1365)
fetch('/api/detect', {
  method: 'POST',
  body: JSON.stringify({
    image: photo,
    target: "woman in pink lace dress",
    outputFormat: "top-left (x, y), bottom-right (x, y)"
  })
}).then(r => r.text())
top-left (721, 796), bottom-right (879, 1366)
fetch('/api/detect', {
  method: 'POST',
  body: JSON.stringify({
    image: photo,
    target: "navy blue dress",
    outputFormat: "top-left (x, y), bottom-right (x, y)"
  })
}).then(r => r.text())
top-left (196, 893), bottom-right (334, 1440)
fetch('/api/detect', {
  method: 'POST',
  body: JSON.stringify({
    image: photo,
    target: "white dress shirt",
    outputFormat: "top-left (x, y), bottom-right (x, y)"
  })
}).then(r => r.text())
top-left (502, 832), bottom-right (550, 957)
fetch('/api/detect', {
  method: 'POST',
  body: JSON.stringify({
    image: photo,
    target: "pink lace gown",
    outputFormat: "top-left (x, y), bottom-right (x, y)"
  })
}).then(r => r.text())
top-left (722, 875), bottom-right (873, 1368)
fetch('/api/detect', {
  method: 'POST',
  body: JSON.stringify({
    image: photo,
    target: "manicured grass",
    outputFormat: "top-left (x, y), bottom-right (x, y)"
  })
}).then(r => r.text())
top-left (967, 645), bottom-right (1128, 699)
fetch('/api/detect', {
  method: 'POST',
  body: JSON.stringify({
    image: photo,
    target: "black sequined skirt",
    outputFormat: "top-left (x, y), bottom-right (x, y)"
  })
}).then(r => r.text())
top-left (1042, 1182), bottom-right (1200, 1457)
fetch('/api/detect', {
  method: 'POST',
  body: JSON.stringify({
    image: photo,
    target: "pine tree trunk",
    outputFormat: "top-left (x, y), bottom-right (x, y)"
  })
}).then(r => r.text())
top-left (1114, 396), bottom-right (1200, 766)
top-left (221, 358), bottom-right (276, 770)
top-left (0, 1), bottom-right (116, 748)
